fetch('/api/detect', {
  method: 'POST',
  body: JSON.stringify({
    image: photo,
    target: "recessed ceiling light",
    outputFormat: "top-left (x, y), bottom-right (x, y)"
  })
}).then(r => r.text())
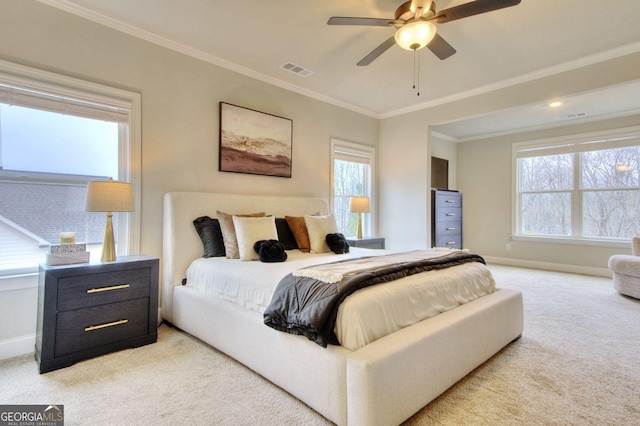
top-left (549, 100), bottom-right (563, 108)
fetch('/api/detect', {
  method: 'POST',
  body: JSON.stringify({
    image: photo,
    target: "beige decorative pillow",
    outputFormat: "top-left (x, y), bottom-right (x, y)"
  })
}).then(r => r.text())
top-left (304, 214), bottom-right (338, 254)
top-left (233, 216), bottom-right (278, 261)
top-left (285, 216), bottom-right (311, 253)
top-left (217, 211), bottom-right (265, 259)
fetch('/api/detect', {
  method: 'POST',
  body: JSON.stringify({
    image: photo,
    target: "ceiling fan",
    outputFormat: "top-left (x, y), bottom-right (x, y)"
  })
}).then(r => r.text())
top-left (328, 0), bottom-right (521, 66)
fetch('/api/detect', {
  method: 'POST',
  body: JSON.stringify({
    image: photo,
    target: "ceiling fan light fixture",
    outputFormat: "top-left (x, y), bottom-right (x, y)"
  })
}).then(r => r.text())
top-left (394, 20), bottom-right (437, 51)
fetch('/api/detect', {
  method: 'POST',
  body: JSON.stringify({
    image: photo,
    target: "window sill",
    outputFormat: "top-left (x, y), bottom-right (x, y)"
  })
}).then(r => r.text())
top-left (0, 269), bottom-right (39, 292)
top-left (511, 235), bottom-right (631, 249)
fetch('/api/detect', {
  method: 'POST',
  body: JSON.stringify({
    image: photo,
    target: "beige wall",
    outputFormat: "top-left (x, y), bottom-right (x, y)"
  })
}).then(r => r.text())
top-left (0, 1), bottom-right (378, 357)
top-left (0, 1), bottom-right (378, 259)
top-left (378, 111), bottom-right (430, 250)
top-left (458, 114), bottom-right (640, 273)
top-left (379, 52), bottom-right (640, 266)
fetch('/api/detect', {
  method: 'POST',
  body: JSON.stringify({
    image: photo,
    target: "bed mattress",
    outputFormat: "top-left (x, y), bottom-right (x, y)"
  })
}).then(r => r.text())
top-left (185, 248), bottom-right (495, 351)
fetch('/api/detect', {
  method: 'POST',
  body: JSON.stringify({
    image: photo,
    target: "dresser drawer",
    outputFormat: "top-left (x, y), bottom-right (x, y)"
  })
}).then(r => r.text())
top-left (434, 193), bottom-right (461, 208)
top-left (435, 221), bottom-right (461, 236)
top-left (58, 268), bottom-right (151, 311)
top-left (434, 235), bottom-right (462, 249)
top-left (435, 207), bottom-right (461, 222)
top-left (55, 298), bottom-right (149, 357)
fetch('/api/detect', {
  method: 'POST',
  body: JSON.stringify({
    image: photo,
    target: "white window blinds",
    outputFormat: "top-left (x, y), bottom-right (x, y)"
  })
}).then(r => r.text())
top-left (516, 130), bottom-right (640, 158)
top-left (334, 144), bottom-right (373, 165)
top-left (0, 82), bottom-right (129, 123)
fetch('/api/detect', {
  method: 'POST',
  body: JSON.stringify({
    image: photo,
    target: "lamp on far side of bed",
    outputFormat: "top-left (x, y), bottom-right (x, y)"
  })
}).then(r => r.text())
top-left (85, 178), bottom-right (134, 262)
top-left (350, 196), bottom-right (370, 239)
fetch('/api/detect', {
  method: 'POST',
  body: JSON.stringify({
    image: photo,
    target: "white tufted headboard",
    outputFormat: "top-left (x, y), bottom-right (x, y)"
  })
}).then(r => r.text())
top-left (161, 192), bottom-right (328, 322)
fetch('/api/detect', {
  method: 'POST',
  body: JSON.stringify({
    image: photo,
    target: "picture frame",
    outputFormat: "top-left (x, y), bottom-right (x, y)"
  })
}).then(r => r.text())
top-left (219, 102), bottom-right (293, 178)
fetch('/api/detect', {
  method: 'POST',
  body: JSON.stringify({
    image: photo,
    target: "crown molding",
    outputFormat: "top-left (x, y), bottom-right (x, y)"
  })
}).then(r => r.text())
top-left (36, 1), bottom-right (640, 121)
top-left (381, 41), bottom-right (640, 119)
top-left (36, 0), bottom-right (379, 118)
top-left (451, 107), bottom-right (640, 143)
top-left (429, 130), bottom-right (458, 142)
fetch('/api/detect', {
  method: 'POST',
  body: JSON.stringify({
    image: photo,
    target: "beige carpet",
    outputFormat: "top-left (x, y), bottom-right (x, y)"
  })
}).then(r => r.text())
top-left (1, 265), bottom-right (639, 425)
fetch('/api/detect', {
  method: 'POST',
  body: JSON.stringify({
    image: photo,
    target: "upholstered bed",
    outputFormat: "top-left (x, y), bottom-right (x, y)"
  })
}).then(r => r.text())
top-left (162, 192), bottom-right (524, 426)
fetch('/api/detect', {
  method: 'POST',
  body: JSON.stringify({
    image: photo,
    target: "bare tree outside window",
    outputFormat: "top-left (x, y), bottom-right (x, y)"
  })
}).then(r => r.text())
top-left (581, 146), bottom-right (640, 238)
top-left (519, 154), bottom-right (573, 236)
top-left (331, 140), bottom-right (374, 238)
top-left (516, 136), bottom-right (640, 242)
top-left (334, 159), bottom-right (366, 237)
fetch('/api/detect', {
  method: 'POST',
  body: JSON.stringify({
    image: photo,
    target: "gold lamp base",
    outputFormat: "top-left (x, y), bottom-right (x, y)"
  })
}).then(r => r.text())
top-left (101, 212), bottom-right (116, 262)
top-left (356, 213), bottom-right (363, 239)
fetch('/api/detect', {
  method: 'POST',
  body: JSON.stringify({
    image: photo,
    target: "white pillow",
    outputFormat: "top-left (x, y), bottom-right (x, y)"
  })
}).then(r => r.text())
top-left (232, 216), bottom-right (278, 261)
top-left (305, 214), bottom-right (338, 254)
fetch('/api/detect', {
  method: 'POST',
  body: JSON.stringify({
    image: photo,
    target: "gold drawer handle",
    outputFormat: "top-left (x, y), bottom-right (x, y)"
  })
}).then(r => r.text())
top-left (446, 227), bottom-right (456, 231)
top-left (446, 241), bottom-right (456, 245)
top-left (446, 213), bottom-right (456, 216)
top-left (445, 200), bottom-right (455, 203)
top-left (85, 319), bottom-right (128, 332)
top-left (87, 284), bottom-right (130, 294)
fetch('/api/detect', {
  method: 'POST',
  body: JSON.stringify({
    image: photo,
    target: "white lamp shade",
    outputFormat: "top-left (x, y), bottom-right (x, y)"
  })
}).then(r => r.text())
top-left (394, 20), bottom-right (437, 51)
top-left (85, 178), bottom-right (134, 212)
top-left (349, 196), bottom-right (371, 214)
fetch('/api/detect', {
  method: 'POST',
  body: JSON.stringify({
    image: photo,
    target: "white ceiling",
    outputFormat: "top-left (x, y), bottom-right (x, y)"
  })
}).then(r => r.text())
top-left (40, 0), bottom-right (640, 140)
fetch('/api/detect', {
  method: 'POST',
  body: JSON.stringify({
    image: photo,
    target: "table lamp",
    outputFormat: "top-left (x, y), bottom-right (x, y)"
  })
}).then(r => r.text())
top-left (85, 178), bottom-right (134, 262)
top-left (349, 196), bottom-right (370, 239)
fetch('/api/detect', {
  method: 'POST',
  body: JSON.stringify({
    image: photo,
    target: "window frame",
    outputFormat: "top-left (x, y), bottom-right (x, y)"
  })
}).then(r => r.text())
top-left (330, 139), bottom-right (376, 238)
top-left (512, 126), bottom-right (640, 248)
top-left (0, 59), bottom-right (141, 278)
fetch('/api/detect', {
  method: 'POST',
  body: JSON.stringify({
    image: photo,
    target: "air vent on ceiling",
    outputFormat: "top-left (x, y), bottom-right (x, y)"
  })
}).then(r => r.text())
top-left (556, 112), bottom-right (588, 120)
top-left (280, 62), bottom-right (314, 77)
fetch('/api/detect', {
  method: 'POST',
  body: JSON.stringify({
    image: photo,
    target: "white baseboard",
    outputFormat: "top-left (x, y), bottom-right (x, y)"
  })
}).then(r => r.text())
top-left (484, 256), bottom-right (612, 278)
top-left (0, 334), bottom-right (35, 360)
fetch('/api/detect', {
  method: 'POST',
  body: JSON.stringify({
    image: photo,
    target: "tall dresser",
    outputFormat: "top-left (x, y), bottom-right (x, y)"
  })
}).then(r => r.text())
top-left (431, 189), bottom-right (463, 249)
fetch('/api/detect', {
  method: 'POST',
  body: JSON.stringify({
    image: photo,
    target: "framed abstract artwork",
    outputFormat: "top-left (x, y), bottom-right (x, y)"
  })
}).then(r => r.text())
top-left (219, 102), bottom-right (293, 178)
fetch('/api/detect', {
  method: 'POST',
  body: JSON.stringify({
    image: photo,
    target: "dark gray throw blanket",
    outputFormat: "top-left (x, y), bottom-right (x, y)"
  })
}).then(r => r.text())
top-left (263, 251), bottom-right (486, 347)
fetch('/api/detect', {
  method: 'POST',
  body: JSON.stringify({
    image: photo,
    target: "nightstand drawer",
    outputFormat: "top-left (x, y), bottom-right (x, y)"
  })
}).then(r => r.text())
top-left (55, 298), bottom-right (149, 357)
top-left (58, 268), bottom-right (151, 311)
top-left (346, 237), bottom-right (385, 250)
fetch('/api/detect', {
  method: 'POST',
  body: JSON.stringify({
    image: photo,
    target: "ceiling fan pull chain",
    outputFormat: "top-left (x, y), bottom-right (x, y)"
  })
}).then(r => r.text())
top-left (413, 49), bottom-right (420, 96)
top-left (413, 49), bottom-right (417, 91)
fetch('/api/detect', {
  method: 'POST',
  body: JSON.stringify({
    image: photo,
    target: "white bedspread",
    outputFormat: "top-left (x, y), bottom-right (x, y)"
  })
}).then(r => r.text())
top-left (185, 248), bottom-right (495, 351)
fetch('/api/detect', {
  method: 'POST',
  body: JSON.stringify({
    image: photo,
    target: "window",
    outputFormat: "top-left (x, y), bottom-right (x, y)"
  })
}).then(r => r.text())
top-left (514, 127), bottom-right (640, 244)
top-left (0, 60), bottom-right (141, 275)
top-left (331, 139), bottom-right (375, 237)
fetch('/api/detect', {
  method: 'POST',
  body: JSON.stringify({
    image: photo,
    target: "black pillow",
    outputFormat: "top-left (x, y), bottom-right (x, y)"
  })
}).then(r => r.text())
top-left (275, 218), bottom-right (298, 250)
top-left (326, 233), bottom-right (350, 254)
top-left (193, 216), bottom-right (226, 257)
top-left (253, 240), bottom-right (288, 262)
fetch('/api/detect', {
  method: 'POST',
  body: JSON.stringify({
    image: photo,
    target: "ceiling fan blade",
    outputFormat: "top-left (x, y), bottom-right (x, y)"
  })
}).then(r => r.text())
top-left (434, 0), bottom-right (521, 24)
top-left (427, 33), bottom-right (456, 60)
top-left (328, 17), bottom-right (394, 27)
top-left (357, 37), bottom-right (396, 66)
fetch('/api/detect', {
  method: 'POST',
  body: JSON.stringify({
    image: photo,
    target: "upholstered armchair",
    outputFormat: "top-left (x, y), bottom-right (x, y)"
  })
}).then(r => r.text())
top-left (608, 237), bottom-right (640, 299)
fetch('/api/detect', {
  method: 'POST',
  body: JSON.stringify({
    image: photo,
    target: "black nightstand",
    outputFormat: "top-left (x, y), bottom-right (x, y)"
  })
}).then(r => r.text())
top-left (35, 255), bottom-right (159, 373)
top-left (346, 237), bottom-right (385, 250)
